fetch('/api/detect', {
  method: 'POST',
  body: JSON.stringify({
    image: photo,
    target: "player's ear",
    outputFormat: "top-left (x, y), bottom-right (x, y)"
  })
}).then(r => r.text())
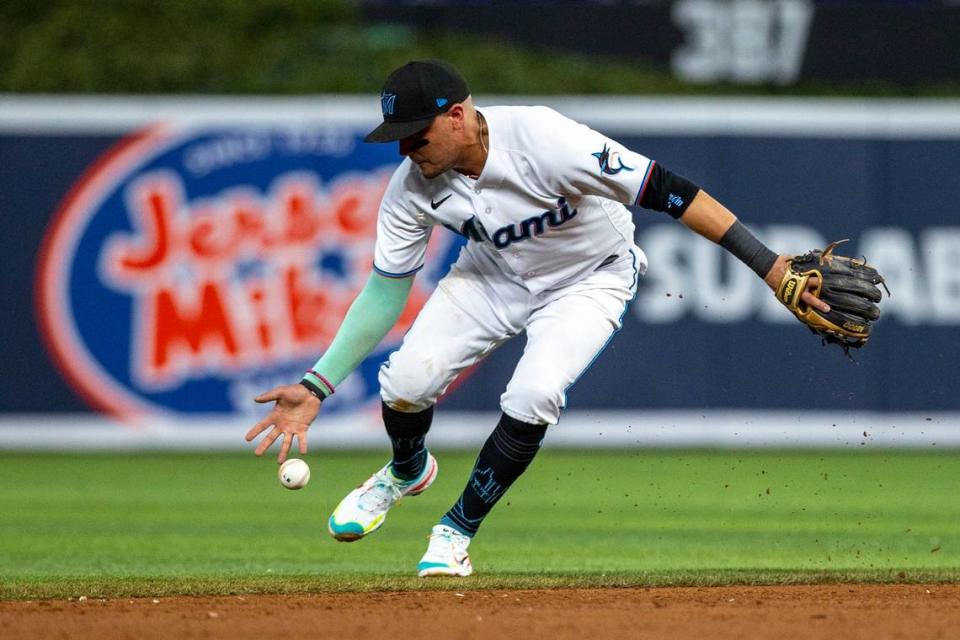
top-left (446, 103), bottom-right (467, 131)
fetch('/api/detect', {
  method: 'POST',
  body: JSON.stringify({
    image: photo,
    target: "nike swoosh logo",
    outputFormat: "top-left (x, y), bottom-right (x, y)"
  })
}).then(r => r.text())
top-left (431, 194), bottom-right (453, 210)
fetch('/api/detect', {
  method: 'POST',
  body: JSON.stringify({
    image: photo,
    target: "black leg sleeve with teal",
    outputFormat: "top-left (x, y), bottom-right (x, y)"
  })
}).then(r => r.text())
top-left (383, 402), bottom-right (432, 480)
top-left (440, 413), bottom-right (548, 536)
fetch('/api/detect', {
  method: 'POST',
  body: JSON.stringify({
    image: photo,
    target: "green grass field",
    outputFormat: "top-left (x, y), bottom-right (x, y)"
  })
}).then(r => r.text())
top-left (1, 450), bottom-right (958, 599)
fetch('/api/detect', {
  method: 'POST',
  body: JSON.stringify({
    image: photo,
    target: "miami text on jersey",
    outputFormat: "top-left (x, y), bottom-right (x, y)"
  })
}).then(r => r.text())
top-left (490, 198), bottom-right (578, 249)
top-left (443, 216), bottom-right (489, 242)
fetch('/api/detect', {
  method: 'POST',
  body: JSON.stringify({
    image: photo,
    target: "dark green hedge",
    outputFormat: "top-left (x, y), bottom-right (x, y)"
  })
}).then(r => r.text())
top-left (2, 0), bottom-right (957, 95)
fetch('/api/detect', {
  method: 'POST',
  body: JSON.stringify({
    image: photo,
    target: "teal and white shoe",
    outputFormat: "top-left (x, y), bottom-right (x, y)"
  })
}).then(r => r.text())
top-left (328, 453), bottom-right (438, 542)
top-left (417, 524), bottom-right (473, 577)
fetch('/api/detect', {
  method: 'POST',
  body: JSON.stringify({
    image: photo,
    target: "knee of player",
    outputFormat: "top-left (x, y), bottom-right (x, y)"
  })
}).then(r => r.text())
top-left (378, 355), bottom-right (439, 412)
top-left (500, 383), bottom-right (563, 425)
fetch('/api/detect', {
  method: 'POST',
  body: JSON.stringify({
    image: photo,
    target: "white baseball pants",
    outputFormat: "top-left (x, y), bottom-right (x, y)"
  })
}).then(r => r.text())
top-left (379, 246), bottom-right (645, 425)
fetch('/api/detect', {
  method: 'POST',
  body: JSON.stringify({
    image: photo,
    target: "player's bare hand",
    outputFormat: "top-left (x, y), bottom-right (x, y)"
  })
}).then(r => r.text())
top-left (764, 255), bottom-right (831, 313)
top-left (244, 384), bottom-right (321, 464)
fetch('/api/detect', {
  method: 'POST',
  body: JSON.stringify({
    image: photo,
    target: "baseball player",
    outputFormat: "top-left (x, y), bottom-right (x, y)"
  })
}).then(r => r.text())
top-left (245, 60), bottom-right (828, 577)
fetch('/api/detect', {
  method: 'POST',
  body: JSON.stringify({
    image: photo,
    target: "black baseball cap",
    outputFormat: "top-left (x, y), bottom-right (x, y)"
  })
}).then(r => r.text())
top-left (364, 60), bottom-right (470, 143)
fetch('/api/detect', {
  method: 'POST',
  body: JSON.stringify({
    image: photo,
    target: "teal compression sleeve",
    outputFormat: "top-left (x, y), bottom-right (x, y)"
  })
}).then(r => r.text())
top-left (302, 272), bottom-right (413, 396)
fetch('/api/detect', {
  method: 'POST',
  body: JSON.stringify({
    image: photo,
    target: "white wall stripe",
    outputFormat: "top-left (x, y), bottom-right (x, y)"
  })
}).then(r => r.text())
top-left (2, 95), bottom-right (960, 138)
top-left (1, 411), bottom-right (957, 450)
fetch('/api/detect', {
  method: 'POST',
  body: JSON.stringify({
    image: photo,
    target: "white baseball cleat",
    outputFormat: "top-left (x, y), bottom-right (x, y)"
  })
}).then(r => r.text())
top-left (416, 524), bottom-right (473, 577)
top-left (328, 453), bottom-right (438, 542)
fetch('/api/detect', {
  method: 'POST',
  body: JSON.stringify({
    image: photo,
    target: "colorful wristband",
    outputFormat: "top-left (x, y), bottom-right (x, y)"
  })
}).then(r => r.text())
top-left (299, 379), bottom-right (328, 401)
top-left (303, 369), bottom-right (335, 397)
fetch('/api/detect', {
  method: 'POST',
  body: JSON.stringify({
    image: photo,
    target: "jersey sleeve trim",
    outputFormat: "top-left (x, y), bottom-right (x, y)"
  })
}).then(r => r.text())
top-left (372, 263), bottom-right (424, 278)
top-left (633, 160), bottom-right (656, 206)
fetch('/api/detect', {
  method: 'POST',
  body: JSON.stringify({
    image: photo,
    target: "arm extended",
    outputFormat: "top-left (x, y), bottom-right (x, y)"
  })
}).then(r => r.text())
top-left (677, 189), bottom-right (819, 295)
top-left (302, 271), bottom-right (414, 397)
top-left (245, 270), bottom-right (414, 462)
top-left (639, 165), bottom-right (828, 308)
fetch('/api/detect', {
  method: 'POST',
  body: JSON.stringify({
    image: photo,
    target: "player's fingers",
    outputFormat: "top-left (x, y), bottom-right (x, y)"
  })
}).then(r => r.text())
top-left (254, 387), bottom-right (281, 403)
top-left (800, 276), bottom-right (830, 312)
top-left (254, 428), bottom-right (282, 457)
top-left (297, 431), bottom-right (308, 455)
top-left (277, 433), bottom-right (293, 464)
top-left (802, 290), bottom-right (831, 313)
top-left (244, 416), bottom-right (274, 441)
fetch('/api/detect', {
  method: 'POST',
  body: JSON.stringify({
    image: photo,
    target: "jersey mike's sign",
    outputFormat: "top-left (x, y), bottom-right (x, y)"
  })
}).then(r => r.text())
top-left (36, 125), bottom-right (462, 418)
top-left (7, 96), bottom-right (959, 415)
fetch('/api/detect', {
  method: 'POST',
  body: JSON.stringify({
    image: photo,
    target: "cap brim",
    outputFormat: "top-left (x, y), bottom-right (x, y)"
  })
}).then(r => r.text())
top-left (364, 116), bottom-right (435, 143)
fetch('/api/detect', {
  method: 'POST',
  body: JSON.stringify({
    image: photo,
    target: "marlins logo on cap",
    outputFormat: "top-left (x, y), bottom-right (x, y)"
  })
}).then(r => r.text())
top-left (365, 60), bottom-right (470, 143)
top-left (381, 92), bottom-right (397, 116)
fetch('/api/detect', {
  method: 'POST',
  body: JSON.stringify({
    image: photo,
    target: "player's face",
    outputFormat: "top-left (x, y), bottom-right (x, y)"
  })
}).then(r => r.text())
top-left (398, 114), bottom-right (460, 179)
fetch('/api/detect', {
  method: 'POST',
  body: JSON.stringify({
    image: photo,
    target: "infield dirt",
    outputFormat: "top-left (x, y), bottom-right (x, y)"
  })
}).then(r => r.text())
top-left (2, 584), bottom-right (958, 640)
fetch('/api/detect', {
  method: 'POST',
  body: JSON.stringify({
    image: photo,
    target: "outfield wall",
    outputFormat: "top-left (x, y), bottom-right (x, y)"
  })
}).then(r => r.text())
top-left (1, 96), bottom-right (958, 449)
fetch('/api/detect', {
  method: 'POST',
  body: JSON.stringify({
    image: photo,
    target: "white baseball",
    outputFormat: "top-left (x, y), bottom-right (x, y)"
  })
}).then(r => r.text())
top-left (278, 458), bottom-right (311, 490)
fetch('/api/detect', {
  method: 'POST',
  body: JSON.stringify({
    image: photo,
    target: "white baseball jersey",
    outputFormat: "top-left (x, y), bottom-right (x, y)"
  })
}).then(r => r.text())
top-left (373, 105), bottom-right (655, 295)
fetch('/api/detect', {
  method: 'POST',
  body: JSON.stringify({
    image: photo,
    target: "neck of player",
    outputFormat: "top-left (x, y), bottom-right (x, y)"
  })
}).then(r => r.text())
top-left (455, 111), bottom-right (489, 179)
